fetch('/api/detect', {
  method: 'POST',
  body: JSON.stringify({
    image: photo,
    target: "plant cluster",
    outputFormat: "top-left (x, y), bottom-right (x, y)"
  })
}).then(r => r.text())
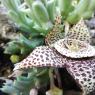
top-left (0, 0), bottom-right (95, 95)
top-left (2, 0), bottom-right (95, 59)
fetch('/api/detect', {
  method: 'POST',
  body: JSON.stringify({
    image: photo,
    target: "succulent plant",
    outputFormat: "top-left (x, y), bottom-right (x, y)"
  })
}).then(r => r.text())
top-left (1, 0), bottom-right (95, 55)
top-left (58, 0), bottom-right (95, 24)
top-left (1, 0), bottom-right (95, 31)
top-left (1, 0), bottom-right (57, 61)
top-left (1, 68), bottom-right (49, 95)
top-left (12, 20), bottom-right (95, 95)
top-left (1, 0), bottom-right (95, 95)
top-left (1, 0), bottom-right (55, 35)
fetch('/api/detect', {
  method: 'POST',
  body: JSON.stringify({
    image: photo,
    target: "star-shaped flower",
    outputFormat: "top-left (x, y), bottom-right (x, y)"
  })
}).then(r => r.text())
top-left (14, 19), bottom-right (95, 94)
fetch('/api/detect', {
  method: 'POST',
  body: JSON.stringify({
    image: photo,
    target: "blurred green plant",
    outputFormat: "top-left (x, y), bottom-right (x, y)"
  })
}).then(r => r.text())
top-left (1, 0), bottom-right (57, 62)
top-left (1, 0), bottom-right (55, 34)
top-left (1, 68), bottom-right (49, 95)
top-left (4, 34), bottom-right (44, 63)
top-left (58, 0), bottom-right (95, 24)
top-left (2, 0), bottom-right (95, 57)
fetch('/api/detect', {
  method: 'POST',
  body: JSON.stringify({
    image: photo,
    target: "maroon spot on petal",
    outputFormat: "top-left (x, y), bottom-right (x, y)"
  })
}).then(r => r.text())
top-left (77, 65), bottom-right (82, 68)
top-left (35, 54), bottom-right (38, 57)
top-left (83, 78), bottom-right (87, 81)
top-left (47, 64), bottom-right (52, 66)
top-left (94, 65), bottom-right (95, 68)
top-left (84, 85), bottom-right (87, 87)
top-left (46, 48), bottom-right (50, 50)
top-left (80, 81), bottom-right (83, 84)
top-left (41, 59), bottom-right (44, 62)
top-left (93, 76), bottom-right (95, 79)
top-left (28, 63), bottom-right (31, 65)
top-left (81, 73), bottom-right (86, 77)
top-left (83, 67), bottom-right (89, 69)
top-left (89, 82), bottom-right (92, 85)
top-left (76, 73), bottom-right (80, 76)
top-left (28, 61), bottom-right (31, 62)
top-left (32, 60), bottom-right (35, 63)
top-left (65, 65), bottom-right (70, 68)
top-left (40, 55), bottom-right (43, 58)
top-left (41, 51), bottom-right (44, 54)
top-left (42, 64), bottom-right (45, 66)
top-left (79, 68), bottom-right (84, 71)
top-left (73, 67), bottom-right (76, 70)
top-left (88, 79), bottom-right (91, 81)
top-left (33, 62), bottom-right (36, 64)
top-left (46, 57), bottom-right (49, 60)
top-left (37, 59), bottom-right (39, 61)
top-left (34, 58), bottom-right (36, 60)
top-left (52, 64), bottom-right (56, 66)
top-left (89, 75), bottom-right (92, 78)
top-left (45, 53), bottom-right (49, 57)
top-left (27, 65), bottom-right (30, 68)
top-left (25, 59), bottom-right (29, 61)
top-left (23, 63), bottom-right (27, 66)
top-left (87, 71), bottom-right (90, 74)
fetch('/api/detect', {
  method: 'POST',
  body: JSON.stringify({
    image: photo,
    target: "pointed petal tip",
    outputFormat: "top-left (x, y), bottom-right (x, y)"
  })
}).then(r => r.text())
top-left (14, 46), bottom-right (65, 70)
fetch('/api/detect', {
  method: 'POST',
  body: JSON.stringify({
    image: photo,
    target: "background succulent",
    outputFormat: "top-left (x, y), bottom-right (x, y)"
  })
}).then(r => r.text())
top-left (2, 0), bottom-right (95, 56)
top-left (58, 0), bottom-right (95, 24)
top-left (1, 68), bottom-right (49, 95)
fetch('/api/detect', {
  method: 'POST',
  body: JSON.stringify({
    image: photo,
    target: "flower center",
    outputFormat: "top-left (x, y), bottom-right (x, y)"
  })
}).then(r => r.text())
top-left (63, 39), bottom-right (86, 52)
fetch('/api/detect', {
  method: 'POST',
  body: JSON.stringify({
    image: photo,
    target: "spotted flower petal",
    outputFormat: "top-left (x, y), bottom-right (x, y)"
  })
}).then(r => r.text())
top-left (54, 39), bottom-right (95, 58)
top-left (66, 19), bottom-right (91, 43)
top-left (13, 45), bottom-right (95, 94)
top-left (64, 57), bottom-right (95, 94)
top-left (45, 15), bottom-right (64, 46)
top-left (45, 31), bottom-right (64, 47)
top-left (14, 46), bottom-right (65, 70)
top-left (13, 18), bottom-right (95, 95)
